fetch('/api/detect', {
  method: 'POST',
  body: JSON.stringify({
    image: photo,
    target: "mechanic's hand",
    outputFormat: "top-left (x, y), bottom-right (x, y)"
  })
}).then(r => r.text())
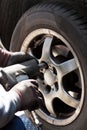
top-left (7, 51), bottom-right (34, 66)
top-left (0, 70), bottom-right (17, 91)
top-left (11, 79), bottom-right (44, 111)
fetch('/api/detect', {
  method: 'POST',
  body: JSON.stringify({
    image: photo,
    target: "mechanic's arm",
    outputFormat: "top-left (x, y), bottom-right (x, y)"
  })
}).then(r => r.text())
top-left (0, 48), bottom-right (11, 67)
top-left (0, 84), bottom-right (20, 128)
top-left (0, 48), bottom-right (33, 67)
top-left (0, 80), bottom-right (43, 128)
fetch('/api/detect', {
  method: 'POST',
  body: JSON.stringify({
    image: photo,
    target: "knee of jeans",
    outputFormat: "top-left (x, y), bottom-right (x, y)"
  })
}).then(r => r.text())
top-left (3, 116), bottom-right (26, 130)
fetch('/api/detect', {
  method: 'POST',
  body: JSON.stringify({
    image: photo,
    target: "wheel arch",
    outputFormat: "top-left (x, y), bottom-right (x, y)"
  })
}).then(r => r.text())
top-left (0, 0), bottom-right (42, 49)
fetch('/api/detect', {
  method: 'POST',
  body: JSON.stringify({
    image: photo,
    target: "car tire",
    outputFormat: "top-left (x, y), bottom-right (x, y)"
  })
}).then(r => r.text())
top-left (10, 2), bottom-right (87, 130)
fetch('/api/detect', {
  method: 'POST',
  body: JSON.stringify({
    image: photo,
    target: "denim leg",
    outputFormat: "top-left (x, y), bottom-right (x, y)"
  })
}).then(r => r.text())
top-left (1, 116), bottom-right (26, 130)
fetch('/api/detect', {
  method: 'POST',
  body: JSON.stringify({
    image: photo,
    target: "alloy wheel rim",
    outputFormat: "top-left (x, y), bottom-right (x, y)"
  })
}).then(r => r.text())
top-left (21, 28), bottom-right (84, 126)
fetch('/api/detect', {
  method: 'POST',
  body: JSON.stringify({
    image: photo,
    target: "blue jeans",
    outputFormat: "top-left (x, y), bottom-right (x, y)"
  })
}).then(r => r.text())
top-left (1, 116), bottom-right (26, 130)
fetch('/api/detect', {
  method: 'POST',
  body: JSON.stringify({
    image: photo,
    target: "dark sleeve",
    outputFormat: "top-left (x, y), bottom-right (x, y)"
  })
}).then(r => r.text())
top-left (0, 48), bottom-right (11, 67)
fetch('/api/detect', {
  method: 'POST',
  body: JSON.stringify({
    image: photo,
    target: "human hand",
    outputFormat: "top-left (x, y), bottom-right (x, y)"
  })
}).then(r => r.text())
top-left (0, 70), bottom-right (17, 91)
top-left (11, 79), bottom-right (44, 111)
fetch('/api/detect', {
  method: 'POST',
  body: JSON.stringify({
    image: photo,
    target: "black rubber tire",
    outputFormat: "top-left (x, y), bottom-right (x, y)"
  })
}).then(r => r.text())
top-left (10, 3), bottom-right (87, 130)
top-left (0, 0), bottom-right (41, 49)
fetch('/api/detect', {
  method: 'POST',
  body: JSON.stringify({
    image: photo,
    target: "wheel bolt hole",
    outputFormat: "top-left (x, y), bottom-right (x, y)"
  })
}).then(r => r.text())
top-left (45, 85), bottom-right (51, 94)
top-left (54, 82), bottom-right (59, 91)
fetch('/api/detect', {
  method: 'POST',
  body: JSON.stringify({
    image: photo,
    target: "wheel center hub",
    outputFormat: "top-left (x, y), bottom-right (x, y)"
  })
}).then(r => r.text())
top-left (44, 69), bottom-right (56, 86)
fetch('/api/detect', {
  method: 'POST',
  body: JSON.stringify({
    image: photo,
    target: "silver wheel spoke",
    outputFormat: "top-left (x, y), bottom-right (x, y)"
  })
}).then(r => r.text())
top-left (40, 36), bottom-right (53, 62)
top-left (44, 93), bottom-right (56, 115)
top-left (56, 58), bottom-right (78, 77)
top-left (57, 89), bottom-right (79, 108)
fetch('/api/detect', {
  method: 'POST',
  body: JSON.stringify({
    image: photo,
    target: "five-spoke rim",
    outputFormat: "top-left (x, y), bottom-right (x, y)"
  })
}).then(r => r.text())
top-left (21, 29), bottom-right (84, 126)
